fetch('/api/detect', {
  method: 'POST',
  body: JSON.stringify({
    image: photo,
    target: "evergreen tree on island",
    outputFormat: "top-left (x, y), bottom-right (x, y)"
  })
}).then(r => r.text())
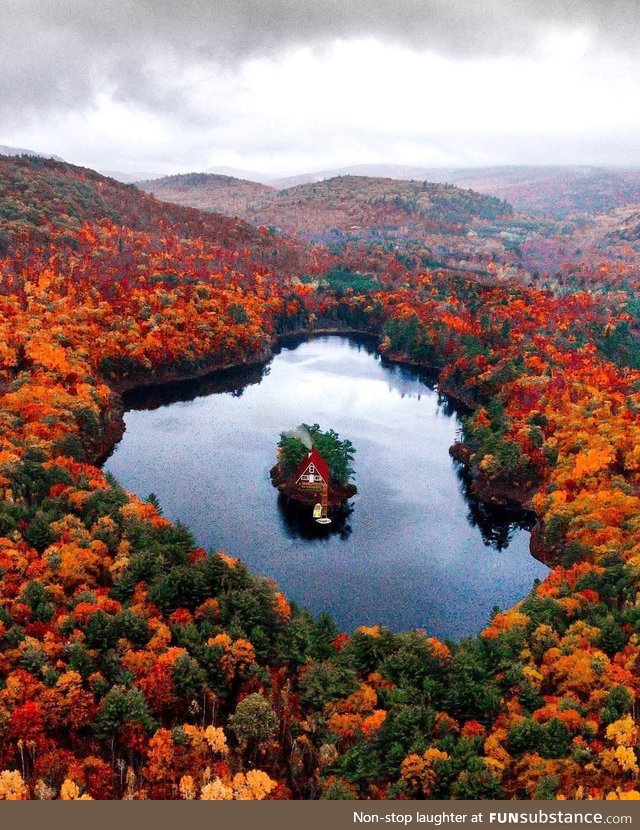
top-left (270, 424), bottom-right (357, 516)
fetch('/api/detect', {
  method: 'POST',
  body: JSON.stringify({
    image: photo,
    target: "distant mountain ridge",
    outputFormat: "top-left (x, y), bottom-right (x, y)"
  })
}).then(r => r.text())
top-left (8, 151), bottom-right (637, 218)
top-left (138, 171), bottom-right (274, 218)
top-left (0, 143), bottom-right (64, 162)
top-left (268, 164), bottom-right (640, 217)
top-left (269, 164), bottom-right (440, 189)
top-left (99, 169), bottom-right (160, 184)
top-left (205, 165), bottom-right (276, 184)
top-left (137, 172), bottom-right (512, 241)
top-left (136, 163), bottom-right (640, 219)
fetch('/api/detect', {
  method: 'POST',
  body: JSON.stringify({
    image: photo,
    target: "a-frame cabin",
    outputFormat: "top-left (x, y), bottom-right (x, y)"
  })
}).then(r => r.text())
top-left (295, 448), bottom-right (330, 487)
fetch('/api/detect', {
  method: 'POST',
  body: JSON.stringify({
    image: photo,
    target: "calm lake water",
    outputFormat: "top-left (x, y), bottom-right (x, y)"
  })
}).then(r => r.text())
top-left (105, 336), bottom-right (548, 639)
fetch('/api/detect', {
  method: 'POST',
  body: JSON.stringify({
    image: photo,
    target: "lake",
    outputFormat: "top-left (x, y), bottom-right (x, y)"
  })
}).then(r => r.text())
top-left (104, 335), bottom-right (548, 639)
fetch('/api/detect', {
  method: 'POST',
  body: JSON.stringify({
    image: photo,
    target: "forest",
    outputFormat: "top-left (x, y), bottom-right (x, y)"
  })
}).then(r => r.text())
top-left (0, 154), bottom-right (639, 800)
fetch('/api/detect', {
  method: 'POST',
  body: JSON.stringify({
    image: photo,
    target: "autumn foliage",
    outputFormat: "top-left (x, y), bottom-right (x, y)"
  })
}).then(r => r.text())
top-left (0, 154), bottom-right (639, 800)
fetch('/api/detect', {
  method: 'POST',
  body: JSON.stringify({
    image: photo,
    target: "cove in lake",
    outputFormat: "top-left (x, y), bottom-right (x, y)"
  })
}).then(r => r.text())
top-left (105, 336), bottom-right (548, 639)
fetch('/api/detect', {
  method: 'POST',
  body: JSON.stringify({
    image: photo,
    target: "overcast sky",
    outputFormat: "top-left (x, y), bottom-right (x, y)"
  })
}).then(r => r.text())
top-left (1, 0), bottom-right (639, 176)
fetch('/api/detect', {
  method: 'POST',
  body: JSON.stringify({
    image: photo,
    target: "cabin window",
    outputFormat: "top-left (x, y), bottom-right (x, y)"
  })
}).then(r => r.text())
top-left (309, 464), bottom-right (315, 473)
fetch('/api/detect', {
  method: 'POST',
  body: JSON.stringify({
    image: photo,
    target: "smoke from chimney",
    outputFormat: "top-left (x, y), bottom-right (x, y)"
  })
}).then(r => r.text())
top-left (281, 424), bottom-right (313, 450)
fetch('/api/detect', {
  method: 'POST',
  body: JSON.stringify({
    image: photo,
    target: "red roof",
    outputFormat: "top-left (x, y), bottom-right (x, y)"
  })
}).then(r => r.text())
top-left (295, 447), bottom-right (330, 483)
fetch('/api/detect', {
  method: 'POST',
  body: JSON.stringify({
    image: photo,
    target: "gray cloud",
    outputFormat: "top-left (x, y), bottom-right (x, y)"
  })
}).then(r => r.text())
top-left (1, 0), bottom-right (639, 119)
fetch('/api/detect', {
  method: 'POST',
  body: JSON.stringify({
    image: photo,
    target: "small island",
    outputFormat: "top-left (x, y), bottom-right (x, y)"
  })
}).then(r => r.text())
top-left (270, 423), bottom-right (357, 522)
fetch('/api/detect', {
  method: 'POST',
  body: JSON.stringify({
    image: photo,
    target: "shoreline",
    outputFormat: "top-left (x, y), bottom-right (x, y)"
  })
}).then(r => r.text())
top-left (87, 327), bottom-right (546, 563)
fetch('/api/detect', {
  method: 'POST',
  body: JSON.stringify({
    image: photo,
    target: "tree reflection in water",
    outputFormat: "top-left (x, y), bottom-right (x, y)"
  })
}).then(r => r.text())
top-left (454, 463), bottom-right (536, 551)
top-left (276, 494), bottom-right (354, 541)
